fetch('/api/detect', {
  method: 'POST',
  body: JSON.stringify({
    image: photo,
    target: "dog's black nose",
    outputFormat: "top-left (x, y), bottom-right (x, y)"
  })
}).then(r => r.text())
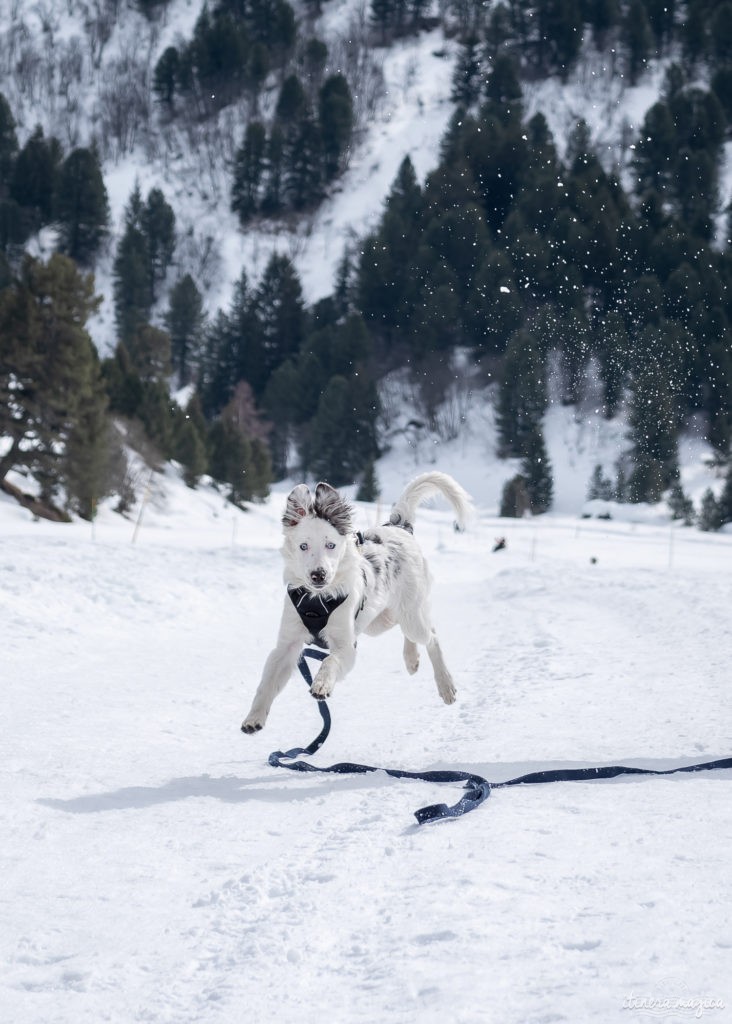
top-left (310, 567), bottom-right (326, 585)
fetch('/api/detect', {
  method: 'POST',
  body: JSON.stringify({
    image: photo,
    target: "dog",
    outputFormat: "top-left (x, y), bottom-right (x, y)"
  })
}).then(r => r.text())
top-left (241, 471), bottom-right (473, 733)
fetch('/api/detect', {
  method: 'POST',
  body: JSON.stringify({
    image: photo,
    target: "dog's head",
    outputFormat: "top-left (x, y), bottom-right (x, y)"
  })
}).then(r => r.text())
top-left (281, 482), bottom-right (354, 591)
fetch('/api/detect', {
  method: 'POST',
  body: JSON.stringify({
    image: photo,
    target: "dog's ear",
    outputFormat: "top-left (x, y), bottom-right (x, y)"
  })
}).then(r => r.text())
top-left (314, 482), bottom-right (353, 536)
top-left (283, 484), bottom-right (313, 528)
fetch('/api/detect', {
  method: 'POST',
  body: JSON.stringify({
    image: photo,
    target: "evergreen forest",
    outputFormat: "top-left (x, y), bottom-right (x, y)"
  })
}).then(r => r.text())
top-left (2, 0), bottom-right (732, 526)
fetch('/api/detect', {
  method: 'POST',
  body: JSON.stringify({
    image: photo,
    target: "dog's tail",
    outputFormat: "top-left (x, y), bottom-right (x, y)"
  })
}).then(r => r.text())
top-left (389, 472), bottom-right (473, 532)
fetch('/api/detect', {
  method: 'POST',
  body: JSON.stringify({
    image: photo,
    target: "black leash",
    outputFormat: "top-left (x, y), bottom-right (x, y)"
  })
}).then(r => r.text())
top-left (268, 648), bottom-right (732, 825)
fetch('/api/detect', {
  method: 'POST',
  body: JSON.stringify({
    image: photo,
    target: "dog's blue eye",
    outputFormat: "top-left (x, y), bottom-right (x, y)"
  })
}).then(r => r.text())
top-left (325, 541), bottom-right (336, 550)
top-left (299, 542), bottom-right (308, 551)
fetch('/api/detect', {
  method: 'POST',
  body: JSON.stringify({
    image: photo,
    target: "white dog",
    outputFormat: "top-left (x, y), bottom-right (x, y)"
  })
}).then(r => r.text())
top-left (241, 471), bottom-right (472, 733)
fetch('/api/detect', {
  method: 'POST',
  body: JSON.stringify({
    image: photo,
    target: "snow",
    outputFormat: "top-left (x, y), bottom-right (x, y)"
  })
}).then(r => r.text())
top-left (2, 11), bottom-right (732, 1016)
top-left (2, 453), bottom-right (732, 1024)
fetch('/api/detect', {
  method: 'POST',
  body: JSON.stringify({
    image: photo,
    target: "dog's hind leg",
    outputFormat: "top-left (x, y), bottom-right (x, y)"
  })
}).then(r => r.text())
top-left (425, 629), bottom-right (456, 704)
top-left (363, 609), bottom-right (396, 637)
top-left (400, 605), bottom-right (456, 703)
top-left (403, 638), bottom-right (420, 675)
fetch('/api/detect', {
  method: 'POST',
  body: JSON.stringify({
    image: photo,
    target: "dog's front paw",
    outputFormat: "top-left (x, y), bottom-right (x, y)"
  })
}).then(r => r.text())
top-left (437, 675), bottom-right (457, 705)
top-left (241, 714), bottom-right (265, 733)
top-left (310, 679), bottom-right (332, 701)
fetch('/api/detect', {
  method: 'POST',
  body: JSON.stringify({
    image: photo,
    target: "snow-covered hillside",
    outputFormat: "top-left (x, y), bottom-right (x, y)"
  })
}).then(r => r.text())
top-left (8, 0), bottom-right (727, 346)
top-left (0, 0), bottom-right (462, 350)
top-left (2, 466), bottom-right (731, 1024)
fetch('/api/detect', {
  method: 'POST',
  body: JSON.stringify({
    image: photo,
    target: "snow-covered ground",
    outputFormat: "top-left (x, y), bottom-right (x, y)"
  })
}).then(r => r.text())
top-left (2, 466), bottom-right (731, 1024)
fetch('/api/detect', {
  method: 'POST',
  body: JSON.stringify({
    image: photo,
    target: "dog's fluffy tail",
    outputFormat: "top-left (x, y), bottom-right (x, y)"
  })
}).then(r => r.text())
top-left (389, 472), bottom-right (473, 531)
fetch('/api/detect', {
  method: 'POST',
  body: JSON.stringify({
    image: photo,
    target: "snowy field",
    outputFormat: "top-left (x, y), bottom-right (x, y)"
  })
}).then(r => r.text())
top-left (2, 476), bottom-right (732, 1024)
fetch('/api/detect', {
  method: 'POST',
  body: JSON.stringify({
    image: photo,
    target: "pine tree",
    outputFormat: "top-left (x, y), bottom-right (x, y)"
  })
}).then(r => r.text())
top-left (142, 187), bottom-right (176, 299)
top-left (303, 37), bottom-right (328, 90)
top-left (261, 124), bottom-right (285, 214)
top-left (250, 253), bottom-right (305, 393)
top-left (248, 437), bottom-right (272, 500)
top-left (318, 74), bottom-right (353, 181)
top-left (283, 110), bottom-right (323, 210)
top-left (275, 74), bottom-right (307, 123)
top-left (357, 156), bottom-right (424, 334)
top-left (707, 340), bottom-right (732, 452)
top-left (645, 0), bottom-right (676, 47)
top-left (173, 409), bottom-right (208, 488)
top-left (628, 453), bottom-right (666, 504)
top-left (634, 101), bottom-right (677, 201)
top-left (536, 0), bottom-right (583, 77)
top-left (199, 282), bottom-right (250, 417)
top-left (626, 323), bottom-right (681, 499)
top-left (521, 428), bottom-right (553, 514)
top-left (56, 147), bottom-right (109, 265)
top-left (718, 464), bottom-right (732, 527)
top-left (614, 460), bottom-right (630, 503)
top-left (712, 67), bottom-right (732, 124)
top-left (262, 358), bottom-right (300, 476)
top-left (64, 379), bottom-right (115, 521)
top-left (370, 0), bottom-right (395, 43)
top-left (585, 0), bottom-right (619, 48)
top-left (153, 46), bottom-right (180, 109)
top-left (127, 324), bottom-right (172, 383)
top-left (485, 3), bottom-right (512, 57)
top-left (0, 92), bottom-right (18, 193)
top-left (0, 197), bottom-right (32, 253)
top-left (711, 2), bottom-right (732, 65)
top-left (208, 417), bottom-right (270, 505)
top-left (465, 252), bottom-right (519, 354)
top-left (102, 342), bottom-right (145, 419)
top-left (698, 488), bottom-right (722, 531)
top-left (9, 126), bottom-right (62, 227)
top-left (667, 480), bottom-right (695, 525)
top-left (247, 42), bottom-right (269, 106)
top-left (682, 0), bottom-right (708, 65)
top-left (232, 121), bottom-right (266, 223)
top-left (166, 274), bottom-right (204, 385)
top-left (623, 0), bottom-right (653, 85)
top-left (356, 459), bottom-right (380, 502)
top-left (189, 6), bottom-right (250, 108)
top-left (136, 380), bottom-right (177, 458)
top-left (676, 147), bottom-right (718, 241)
top-left (303, 374), bottom-right (379, 485)
top-left (496, 327), bottom-right (548, 459)
top-left (0, 254), bottom-right (110, 513)
top-left (113, 186), bottom-right (152, 343)
top-left (451, 36), bottom-right (482, 107)
top-left (484, 53), bottom-right (522, 113)
top-left (597, 312), bottom-right (630, 417)
top-left (587, 464), bottom-right (614, 501)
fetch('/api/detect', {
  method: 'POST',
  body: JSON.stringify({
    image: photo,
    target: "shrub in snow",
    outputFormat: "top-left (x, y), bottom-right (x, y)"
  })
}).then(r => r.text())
top-left (500, 475), bottom-right (531, 518)
top-left (698, 488), bottom-right (723, 532)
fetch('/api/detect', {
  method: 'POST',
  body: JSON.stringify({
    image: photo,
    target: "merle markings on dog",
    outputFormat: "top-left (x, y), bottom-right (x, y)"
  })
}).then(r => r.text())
top-left (241, 472), bottom-right (473, 734)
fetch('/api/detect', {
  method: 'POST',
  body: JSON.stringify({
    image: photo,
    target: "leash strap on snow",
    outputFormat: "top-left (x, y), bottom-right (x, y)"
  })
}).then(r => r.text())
top-left (493, 756), bottom-right (732, 790)
top-left (267, 648), bottom-right (490, 823)
top-left (268, 648), bottom-right (332, 759)
top-left (267, 648), bottom-right (732, 825)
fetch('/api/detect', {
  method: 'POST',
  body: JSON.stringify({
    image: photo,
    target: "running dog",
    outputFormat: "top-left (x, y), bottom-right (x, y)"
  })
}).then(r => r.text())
top-left (241, 471), bottom-right (472, 733)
